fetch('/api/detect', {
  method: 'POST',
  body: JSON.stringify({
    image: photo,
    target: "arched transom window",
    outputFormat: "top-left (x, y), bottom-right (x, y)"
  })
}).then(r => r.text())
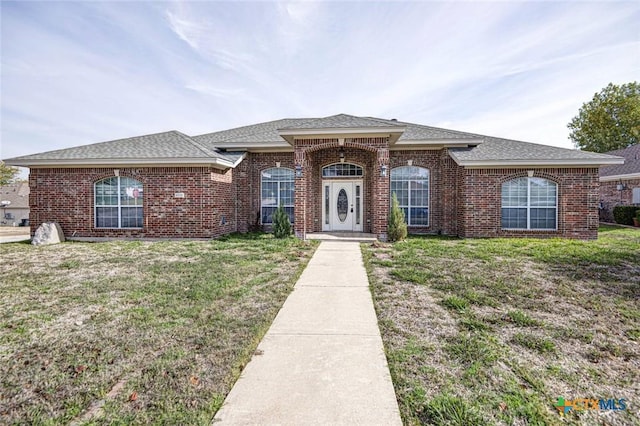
top-left (322, 163), bottom-right (363, 177)
top-left (391, 166), bottom-right (429, 226)
top-left (261, 167), bottom-right (294, 224)
top-left (501, 177), bottom-right (557, 230)
top-left (95, 177), bottom-right (143, 228)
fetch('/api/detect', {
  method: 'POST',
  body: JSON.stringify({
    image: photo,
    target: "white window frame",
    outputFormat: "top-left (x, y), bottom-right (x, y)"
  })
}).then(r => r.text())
top-left (501, 177), bottom-right (557, 230)
top-left (94, 176), bottom-right (143, 229)
top-left (260, 167), bottom-right (294, 224)
top-left (322, 163), bottom-right (364, 178)
top-left (390, 166), bottom-right (430, 227)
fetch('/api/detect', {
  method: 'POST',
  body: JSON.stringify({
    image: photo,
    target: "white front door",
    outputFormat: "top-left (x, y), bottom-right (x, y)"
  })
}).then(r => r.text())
top-left (322, 180), bottom-right (363, 232)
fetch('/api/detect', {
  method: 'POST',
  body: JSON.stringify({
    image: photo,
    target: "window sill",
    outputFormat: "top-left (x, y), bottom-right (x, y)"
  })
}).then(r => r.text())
top-left (501, 228), bottom-right (558, 232)
top-left (95, 227), bottom-right (144, 230)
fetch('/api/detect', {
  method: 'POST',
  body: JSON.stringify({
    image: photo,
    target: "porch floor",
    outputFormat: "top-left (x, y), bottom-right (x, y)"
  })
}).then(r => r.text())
top-left (305, 232), bottom-right (377, 242)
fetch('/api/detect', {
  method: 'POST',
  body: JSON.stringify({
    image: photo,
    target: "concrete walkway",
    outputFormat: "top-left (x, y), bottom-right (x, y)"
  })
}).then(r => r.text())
top-left (213, 241), bottom-right (402, 425)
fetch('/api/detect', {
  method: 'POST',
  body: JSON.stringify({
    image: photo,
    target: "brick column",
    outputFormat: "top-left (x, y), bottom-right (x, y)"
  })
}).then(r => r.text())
top-left (372, 147), bottom-right (390, 241)
top-left (235, 156), bottom-right (250, 233)
top-left (294, 147), bottom-right (307, 239)
top-left (441, 149), bottom-right (459, 236)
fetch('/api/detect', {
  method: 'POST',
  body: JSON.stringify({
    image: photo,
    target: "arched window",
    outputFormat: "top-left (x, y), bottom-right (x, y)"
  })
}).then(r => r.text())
top-left (501, 177), bottom-right (557, 230)
top-left (261, 168), bottom-right (294, 224)
top-left (95, 177), bottom-right (143, 228)
top-left (322, 163), bottom-right (363, 177)
top-left (391, 166), bottom-right (429, 226)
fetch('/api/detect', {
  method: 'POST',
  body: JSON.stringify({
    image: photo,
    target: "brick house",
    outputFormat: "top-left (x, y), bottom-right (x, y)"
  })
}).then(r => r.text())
top-left (0, 181), bottom-right (30, 226)
top-left (598, 144), bottom-right (640, 222)
top-left (4, 114), bottom-right (623, 240)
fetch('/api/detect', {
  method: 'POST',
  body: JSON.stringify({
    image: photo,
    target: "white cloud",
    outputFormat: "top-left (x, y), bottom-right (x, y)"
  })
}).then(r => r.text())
top-left (1, 0), bottom-right (638, 165)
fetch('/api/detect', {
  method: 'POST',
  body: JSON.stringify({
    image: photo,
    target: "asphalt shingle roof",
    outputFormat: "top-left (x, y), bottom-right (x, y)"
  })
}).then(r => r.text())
top-left (4, 114), bottom-right (623, 167)
top-left (194, 119), bottom-right (306, 147)
top-left (0, 182), bottom-right (29, 209)
top-left (448, 136), bottom-right (619, 163)
top-left (279, 114), bottom-right (403, 130)
top-left (364, 117), bottom-right (481, 141)
top-left (7, 131), bottom-right (236, 163)
top-left (600, 144), bottom-right (640, 177)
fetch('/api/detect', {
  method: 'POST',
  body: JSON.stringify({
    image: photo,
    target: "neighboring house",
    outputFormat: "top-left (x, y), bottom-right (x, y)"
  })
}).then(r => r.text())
top-left (0, 181), bottom-right (30, 226)
top-left (4, 114), bottom-right (623, 240)
top-left (599, 144), bottom-right (640, 222)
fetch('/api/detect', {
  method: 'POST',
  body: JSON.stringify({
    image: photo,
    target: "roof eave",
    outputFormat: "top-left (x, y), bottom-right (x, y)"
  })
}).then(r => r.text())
top-left (599, 172), bottom-right (640, 182)
top-left (4, 157), bottom-right (238, 170)
top-left (395, 138), bottom-right (484, 148)
top-left (214, 142), bottom-right (290, 149)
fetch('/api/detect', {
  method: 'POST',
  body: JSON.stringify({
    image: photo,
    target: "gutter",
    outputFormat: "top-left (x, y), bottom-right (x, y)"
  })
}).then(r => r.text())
top-left (448, 155), bottom-right (626, 168)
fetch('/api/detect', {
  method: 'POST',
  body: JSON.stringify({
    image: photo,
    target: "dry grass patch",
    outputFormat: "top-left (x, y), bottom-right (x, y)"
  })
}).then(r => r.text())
top-left (364, 225), bottom-right (639, 425)
top-left (0, 234), bottom-right (318, 424)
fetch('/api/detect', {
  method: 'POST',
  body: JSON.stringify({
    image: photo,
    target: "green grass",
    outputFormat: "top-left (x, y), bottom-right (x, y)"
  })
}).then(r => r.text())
top-left (507, 310), bottom-right (540, 327)
top-left (0, 233), bottom-right (318, 425)
top-left (363, 225), bottom-right (640, 425)
top-left (419, 394), bottom-right (486, 426)
top-left (442, 296), bottom-right (469, 312)
top-left (511, 332), bottom-right (556, 354)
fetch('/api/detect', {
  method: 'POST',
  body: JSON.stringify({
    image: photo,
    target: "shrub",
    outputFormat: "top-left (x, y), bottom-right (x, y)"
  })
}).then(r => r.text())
top-left (272, 204), bottom-right (291, 238)
top-left (612, 205), bottom-right (639, 225)
top-left (388, 193), bottom-right (408, 242)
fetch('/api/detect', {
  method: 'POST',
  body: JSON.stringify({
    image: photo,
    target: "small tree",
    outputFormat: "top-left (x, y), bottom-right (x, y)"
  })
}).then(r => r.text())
top-left (272, 204), bottom-right (291, 238)
top-left (388, 193), bottom-right (407, 242)
top-left (0, 161), bottom-right (20, 185)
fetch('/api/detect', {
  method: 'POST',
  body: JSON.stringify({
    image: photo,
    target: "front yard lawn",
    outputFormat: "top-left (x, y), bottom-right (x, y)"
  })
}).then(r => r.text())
top-left (363, 225), bottom-right (639, 425)
top-left (0, 234), bottom-right (317, 424)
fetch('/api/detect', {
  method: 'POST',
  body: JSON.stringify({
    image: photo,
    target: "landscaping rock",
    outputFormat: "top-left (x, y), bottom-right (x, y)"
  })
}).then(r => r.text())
top-left (32, 222), bottom-right (66, 246)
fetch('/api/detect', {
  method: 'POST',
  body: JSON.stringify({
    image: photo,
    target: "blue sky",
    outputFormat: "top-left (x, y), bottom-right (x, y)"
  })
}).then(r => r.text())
top-left (1, 0), bottom-right (639, 174)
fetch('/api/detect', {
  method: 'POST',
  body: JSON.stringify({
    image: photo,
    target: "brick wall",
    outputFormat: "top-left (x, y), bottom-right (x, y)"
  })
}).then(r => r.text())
top-left (291, 138), bottom-right (388, 237)
top-left (239, 152), bottom-right (296, 232)
top-left (599, 178), bottom-right (640, 222)
top-left (307, 147), bottom-right (376, 233)
top-left (389, 149), bottom-right (460, 235)
top-left (28, 167), bottom-right (235, 239)
top-left (27, 156), bottom-right (601, 240)
top-left (458, 167), bottom-right (599, 240)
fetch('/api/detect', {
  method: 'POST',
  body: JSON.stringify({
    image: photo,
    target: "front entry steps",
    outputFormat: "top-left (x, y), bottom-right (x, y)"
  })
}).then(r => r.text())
top-left (305, 232), bottom-right (377, 242)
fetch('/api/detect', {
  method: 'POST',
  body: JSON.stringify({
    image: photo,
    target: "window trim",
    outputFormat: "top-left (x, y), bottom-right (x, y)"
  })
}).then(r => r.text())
top-left (94, 176), bottom-right (144, 229)
top-left (501, 177), bottom-right (558, 231)
top-left (390, 166), bottom-right (430, 227)
top-left (260, 167), bottom-right (295, 225)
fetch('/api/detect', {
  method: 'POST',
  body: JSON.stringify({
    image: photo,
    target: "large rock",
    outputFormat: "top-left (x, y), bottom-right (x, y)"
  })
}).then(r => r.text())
top-left (32, 222), bottom-right (66, 246)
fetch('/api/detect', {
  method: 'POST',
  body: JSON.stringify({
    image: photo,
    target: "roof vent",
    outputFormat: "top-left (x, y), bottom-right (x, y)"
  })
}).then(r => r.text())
top-left (390, 118), bottom-right (398, 122)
